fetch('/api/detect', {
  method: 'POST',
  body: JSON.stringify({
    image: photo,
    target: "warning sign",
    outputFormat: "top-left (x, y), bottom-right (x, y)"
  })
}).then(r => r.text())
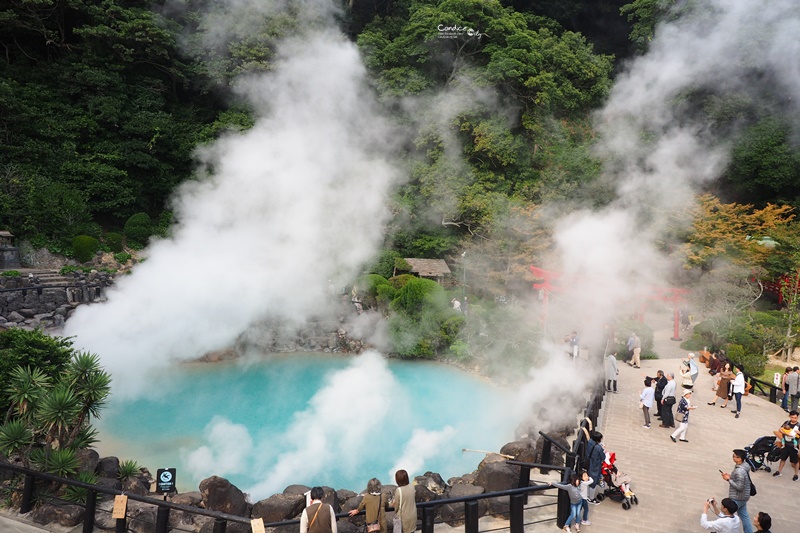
top-left (156, 468), bottom-right (177, 494)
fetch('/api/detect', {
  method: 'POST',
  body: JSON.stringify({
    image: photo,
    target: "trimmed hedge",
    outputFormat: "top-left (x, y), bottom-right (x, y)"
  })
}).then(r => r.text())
top-left (72, 235), bottom-right (100, 263)
top-left (104, 232), bottom-right (124, 253)
top-left (123, 212), bottom-right (152, 246)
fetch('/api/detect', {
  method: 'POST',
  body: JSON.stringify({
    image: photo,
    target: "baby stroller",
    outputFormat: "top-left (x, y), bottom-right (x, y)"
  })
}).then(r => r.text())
top-left (745, 435), bottom-right (780, 473)
top-left (596, 452), bottom-right (638, 510)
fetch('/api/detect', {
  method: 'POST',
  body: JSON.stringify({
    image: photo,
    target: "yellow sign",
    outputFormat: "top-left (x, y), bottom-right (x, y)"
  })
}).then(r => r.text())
top-left (112, 495), bottom-right (128, 519)
top-left (251, 518), bottom-right (266, 533)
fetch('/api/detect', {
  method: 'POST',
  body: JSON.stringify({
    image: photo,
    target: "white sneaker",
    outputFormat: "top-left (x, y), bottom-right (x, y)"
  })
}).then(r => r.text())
top-left (581, 520), bottom-right (591, 525)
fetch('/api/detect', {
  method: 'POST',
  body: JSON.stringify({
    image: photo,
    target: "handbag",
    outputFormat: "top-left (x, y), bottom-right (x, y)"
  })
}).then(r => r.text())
top-left (367, 494), bottom-right (383, 533)
top-left (392, 488), bottom-right (403, 533)
top-left (638, 401), bottom-right (643, 410)
top-left (747, 471), bottom-right (757, 496)
top-left (664, 396), bottom-right (676, 406)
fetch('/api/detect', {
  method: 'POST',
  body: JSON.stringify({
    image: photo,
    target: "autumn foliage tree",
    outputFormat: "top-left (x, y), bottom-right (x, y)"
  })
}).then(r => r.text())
top-left (679, 194), bottom-right (794, 271)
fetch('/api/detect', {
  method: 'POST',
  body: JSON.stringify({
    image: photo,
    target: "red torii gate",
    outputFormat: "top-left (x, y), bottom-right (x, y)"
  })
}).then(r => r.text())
top-left (530, 265), bottom-right (690, 340)
top-left (530, 265), bottom-right (562, 328)
top-left (639, 287), bottom-right (690, 341)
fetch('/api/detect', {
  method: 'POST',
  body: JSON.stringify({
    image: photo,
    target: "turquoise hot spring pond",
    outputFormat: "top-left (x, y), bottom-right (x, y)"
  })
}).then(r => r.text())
top-left (95, 352), bottom-right (517, 499)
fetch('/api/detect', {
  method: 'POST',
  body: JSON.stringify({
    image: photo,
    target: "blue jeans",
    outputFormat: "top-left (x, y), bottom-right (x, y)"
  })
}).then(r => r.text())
top-left (581, 499), bottom-right (589, 521)
top-left (782, 390), bottom-right (789, 410)
top-left (565, 502), bottom-right (582, 526)
top-left (735, 392), bottom-right (742, 413)
top-left (733, 499), bottom-right (753, 533)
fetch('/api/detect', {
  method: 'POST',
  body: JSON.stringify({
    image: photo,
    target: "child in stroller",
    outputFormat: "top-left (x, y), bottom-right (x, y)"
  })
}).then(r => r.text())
top-left (596, 452), bottom-right (638, 510)
top-left (745, 435), bottom-right (781, 473)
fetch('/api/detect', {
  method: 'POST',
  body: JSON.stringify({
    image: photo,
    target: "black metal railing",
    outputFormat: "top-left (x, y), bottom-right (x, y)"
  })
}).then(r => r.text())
top-left (0, 462), bottom-right (558, 533)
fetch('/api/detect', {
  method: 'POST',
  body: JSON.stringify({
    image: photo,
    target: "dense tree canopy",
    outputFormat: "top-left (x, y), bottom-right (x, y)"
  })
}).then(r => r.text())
top-left (2, 0), bottom-right (799, 332)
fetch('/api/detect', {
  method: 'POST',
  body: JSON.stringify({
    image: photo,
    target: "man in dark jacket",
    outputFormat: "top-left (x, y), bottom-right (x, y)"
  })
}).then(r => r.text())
top-left (584, 432), bottom-right (605, 503)
top-left (650, 371), bottom-right (667, 419)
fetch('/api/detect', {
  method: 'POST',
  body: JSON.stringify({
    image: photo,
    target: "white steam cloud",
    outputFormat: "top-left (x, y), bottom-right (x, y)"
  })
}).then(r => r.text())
top-left (65, 15), bottom-right (398, 395)
top-left (389, 426), bottom-right (458, 479)
top-left (545, 0), bottom-right (800, 340)
top-left (185, 416), bottom-right (254, 479)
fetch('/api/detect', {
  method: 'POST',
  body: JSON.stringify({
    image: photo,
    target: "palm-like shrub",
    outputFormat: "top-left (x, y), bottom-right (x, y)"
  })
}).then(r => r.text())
top-left (46, 449), bottom-right (80, 478)
top-left (65, 352), bottom-right (111, 429)
top-left (36, 383), bottom-right (81, 447)
top-left (64, 471), bottom-right (99, 503)
top-left (0, 333), bottom-right (112, 503)
top-left (118, 460), bottom-right (141, 481)
top-left (5, 366), bottom-right (51, 422)
top-left (70, 426), bottom-right (99, 451)
top-left (0, 420), bottom-right (33, 457)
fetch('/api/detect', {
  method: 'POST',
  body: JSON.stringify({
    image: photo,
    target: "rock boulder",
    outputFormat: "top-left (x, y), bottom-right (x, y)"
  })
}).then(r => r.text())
top-left (252, 493), bottom-right (305, 523)
top-left (199, 476), bottom-right (248, 516)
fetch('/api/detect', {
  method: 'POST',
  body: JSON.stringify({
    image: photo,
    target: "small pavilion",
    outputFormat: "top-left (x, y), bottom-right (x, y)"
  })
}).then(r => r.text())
top-left (403, 258), bottom-right (452, 284)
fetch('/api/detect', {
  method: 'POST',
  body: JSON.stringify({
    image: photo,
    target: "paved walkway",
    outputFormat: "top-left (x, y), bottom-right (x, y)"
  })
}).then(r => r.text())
top-left (584, 308), bottom-right (799, 533)
top-left (0, 513), bottom-right (73, 533)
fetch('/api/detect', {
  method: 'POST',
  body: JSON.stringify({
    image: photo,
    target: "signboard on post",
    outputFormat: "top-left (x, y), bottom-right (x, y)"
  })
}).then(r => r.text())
top-left (112, 495), bottom-right (128, 519)
top-left (775, 373), bottom-right (783, 388)
top-left (156, 468), bottom-right (177, 494)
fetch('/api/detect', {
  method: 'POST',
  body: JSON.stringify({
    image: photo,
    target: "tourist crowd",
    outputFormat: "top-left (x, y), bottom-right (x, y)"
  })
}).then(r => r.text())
top-left (600, 349), bottom-right (792, 533)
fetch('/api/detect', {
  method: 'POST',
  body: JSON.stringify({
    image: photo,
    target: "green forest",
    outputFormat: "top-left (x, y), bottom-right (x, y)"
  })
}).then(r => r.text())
top-left (4, 0), bottom-right (800, 366)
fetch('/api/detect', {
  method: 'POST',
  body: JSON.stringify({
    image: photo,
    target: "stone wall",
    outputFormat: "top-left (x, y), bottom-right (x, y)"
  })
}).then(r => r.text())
top-left (0, 272), bottom-right (114, 330)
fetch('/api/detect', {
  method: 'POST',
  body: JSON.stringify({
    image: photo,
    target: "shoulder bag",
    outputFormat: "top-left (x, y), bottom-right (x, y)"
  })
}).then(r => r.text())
top-left (747, 471), bottom-right (757, 497)
top-left (308, 503), bottom-right (323, 530)
top-left (392, 488), bottom-right (403, 533)
top-left (367, 494), bottom-right (383, 533)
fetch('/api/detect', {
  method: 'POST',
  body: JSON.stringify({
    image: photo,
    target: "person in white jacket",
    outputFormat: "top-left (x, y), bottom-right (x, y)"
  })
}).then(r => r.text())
top-left (701, 498), bottom-right (741, 533)
top-left (731, 367), bottom-right (746, 419)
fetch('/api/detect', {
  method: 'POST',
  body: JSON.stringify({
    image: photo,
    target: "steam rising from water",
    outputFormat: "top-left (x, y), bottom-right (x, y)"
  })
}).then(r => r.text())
top-left (65, 26), bottom-right (398, 395)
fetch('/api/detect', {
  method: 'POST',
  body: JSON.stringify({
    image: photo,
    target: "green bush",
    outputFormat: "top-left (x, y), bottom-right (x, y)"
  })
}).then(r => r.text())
top-left (0, 270), bottom-right (21, 277)
top-left (680, 334), bottom-right (708, 351)
top-left (726, 343), bottom-right (767, 377)
top-left (387, 277), bottom-right (457, 357)
top-left (376, 284), bottom-right (396, 306)
top-left (0, 329), bottom-right (74, 414)
top-left (71, 235), bottom-right (99, 263)
top-left (123, 212), bottom-right (152, 246)
top-left (368, 250), bottom-right (401, 279)
top-left (59, 265), bottom-right (92, 275)
top-left (104, 232), bottom-right (124, 253)
top-left (388, 274), bottom-right (416, 290)
top-left (114, 252), bottom-right (131, 264)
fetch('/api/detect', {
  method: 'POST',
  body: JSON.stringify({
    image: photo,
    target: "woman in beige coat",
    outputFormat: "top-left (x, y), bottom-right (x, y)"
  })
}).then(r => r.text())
top-left (349, 478), bottom-right (389, 533)
top-left (392, 470), bottom-right (417, 533)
